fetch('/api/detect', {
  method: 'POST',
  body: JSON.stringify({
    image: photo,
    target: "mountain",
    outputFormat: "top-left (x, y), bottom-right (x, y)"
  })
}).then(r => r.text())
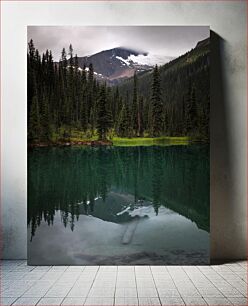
top-left (75, 47), bottom-right (153, 85)
top-left (195, 37), bottom-right (209, 49)
top-left (117, 37), bottom-right (210, 104)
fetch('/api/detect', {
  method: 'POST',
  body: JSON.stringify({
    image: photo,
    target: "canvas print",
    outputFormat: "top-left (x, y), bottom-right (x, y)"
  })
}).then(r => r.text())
top-left (27, 26), bottom-right (210, 265)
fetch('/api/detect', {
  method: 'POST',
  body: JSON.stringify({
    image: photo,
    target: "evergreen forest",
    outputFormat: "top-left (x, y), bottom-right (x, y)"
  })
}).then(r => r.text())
top-left (27, 38), bottom-right (210, 145)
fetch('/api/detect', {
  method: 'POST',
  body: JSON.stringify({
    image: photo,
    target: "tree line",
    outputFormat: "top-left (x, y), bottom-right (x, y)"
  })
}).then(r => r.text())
top-left (117, 41), bottom-right (210, 140)
top-left (28, 40), bottom-right (209, 143)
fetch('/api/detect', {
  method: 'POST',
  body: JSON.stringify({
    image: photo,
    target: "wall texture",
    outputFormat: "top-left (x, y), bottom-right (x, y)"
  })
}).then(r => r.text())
top-left (1, 1), bottom-right (247, 260)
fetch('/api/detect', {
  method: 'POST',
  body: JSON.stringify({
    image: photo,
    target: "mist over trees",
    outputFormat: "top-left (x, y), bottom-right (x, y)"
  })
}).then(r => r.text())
top-left (27, 38), bottom-right (209, 144)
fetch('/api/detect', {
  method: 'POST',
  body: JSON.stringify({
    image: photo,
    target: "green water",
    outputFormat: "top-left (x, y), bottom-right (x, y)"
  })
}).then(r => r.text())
top-left (28, 145), bottom-right (209, 265)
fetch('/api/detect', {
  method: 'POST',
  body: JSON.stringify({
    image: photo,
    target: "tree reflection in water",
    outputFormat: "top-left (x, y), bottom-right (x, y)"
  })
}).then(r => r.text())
top-left (28, 145), bottom-right (209, 239)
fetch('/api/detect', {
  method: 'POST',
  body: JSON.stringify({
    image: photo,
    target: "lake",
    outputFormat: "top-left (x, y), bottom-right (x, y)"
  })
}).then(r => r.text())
top-left (28, 145), bottom-right (209, 265)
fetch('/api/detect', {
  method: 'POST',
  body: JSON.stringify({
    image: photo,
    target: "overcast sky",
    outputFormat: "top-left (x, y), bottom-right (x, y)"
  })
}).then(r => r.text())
top-left (28, 26), bottom-right (209, 64)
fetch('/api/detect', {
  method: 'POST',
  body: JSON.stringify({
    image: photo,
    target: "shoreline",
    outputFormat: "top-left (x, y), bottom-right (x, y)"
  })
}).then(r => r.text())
top-left (28, 139), bottom-right (113, 148)
top-left (28, 136), bottom-right (209, 148)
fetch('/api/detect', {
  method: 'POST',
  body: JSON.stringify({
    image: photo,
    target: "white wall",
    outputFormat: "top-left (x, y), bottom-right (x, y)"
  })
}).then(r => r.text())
top-left (1, 1), bottom-right (247, 260)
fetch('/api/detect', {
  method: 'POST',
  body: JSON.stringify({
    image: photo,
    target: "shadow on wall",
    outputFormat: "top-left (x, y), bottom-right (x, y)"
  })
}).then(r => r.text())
top-left (210, 31), bottom-right (244, 262)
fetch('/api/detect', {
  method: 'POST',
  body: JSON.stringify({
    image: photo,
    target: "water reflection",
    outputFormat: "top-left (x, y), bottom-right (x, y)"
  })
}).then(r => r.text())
top-left (28, 145), bottom-right (209, 239)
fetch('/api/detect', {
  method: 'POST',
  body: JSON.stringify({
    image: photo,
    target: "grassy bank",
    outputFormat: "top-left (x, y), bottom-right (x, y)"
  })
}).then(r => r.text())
top-left (29, 128), bottom-right (203, 147)
top-left (112, 136), bottom-right (190, 146)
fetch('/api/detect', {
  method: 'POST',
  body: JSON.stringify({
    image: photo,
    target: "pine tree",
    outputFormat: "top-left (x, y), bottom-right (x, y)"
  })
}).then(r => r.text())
top-left (74, 54), bottom-right (80, 124)
top-left (59, 48), bottom-right (68, 127)
top-left (112, 87), bottom-right (120, 125)
top-left (68, 44), bottom-right (73, 66)
top-left (67, 44), bottom-right (74, 131)
top-left (80, 65), bottom-right (88, 131)
top-left (198, 94), bottom-right (209, 140)
top-left (204, 94), bottom-right (210, 139)
top-left (61, 48), bottom-right (67, 72)
top-left (96, 85), bottom-right (113, 140)
top-left (151, 65), bottom-right (163, 137)
top-left (181, 96), bottom-right (186, 135)
top-left (28, 39), bottom-right (35, 58)
top-left (147, 98), bottom-right (153, 136)
top-left (191, 85), bottom-right (197, 129)
top-left (27, 39), bottom-right (37, 114)
top-left (40, 96), bottom-right (51, 141)
top-left (87, 63), bottom-right (94, 133)
top-left (132, 72), bottom-right (138, 136)
top-left (185, 83), bottom-right (197, 135)
top-left (118, 105), bottom-right (130, 137)
top-left (137, 96), bottom-right (144, 137)
top-left (162, 104), bottom-right (168, 135)
top-left (29, 96), bottom-right (41, 142)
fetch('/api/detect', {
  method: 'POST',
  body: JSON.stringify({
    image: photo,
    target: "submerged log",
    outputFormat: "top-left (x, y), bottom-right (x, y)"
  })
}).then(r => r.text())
top-left (121, 219), bottom-right (139, 245)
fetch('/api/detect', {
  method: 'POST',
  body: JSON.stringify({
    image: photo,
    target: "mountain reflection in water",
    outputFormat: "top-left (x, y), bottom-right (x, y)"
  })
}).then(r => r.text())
top-left (28, 145), bottom-right (209, 265)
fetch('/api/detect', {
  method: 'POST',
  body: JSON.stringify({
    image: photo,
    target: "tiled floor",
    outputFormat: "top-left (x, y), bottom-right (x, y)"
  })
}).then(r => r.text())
top-left (1, 260), bottom-right (247, 306)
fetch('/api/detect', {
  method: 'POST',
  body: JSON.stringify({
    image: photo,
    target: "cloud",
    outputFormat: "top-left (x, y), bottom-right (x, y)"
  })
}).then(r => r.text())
top-left (28, 26), bottom-right (209, 62)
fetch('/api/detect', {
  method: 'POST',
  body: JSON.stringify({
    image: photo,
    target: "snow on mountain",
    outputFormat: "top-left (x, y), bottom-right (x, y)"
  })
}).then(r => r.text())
top-left (69, 47), bottom-right (174, 85)
top-left (115, 52), bottom-right (175, 70)
top-left (128, 54), bottom-right (174, 66)
top-left (115, 56), bottom-right (131, 66)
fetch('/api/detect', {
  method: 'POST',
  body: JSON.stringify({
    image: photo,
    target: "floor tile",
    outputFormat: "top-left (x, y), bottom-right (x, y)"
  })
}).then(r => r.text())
top-left (99, 266), bottom-right (117, 272)
top-left (116, 280), bottom-right (136, 288)
top-left (40, 272), bottom-right (63, 281)
top-left (12, 297), bottom-right (40, 305)
top-left (178, 289), bottom-right (201, 298)
top-left (2, 289), bottom-right (29, 298)
top-left (115, 297), bottom-right (138, 305)
top-left (83, 266), bottom-right (99, 272)
top-left (197, 288), bottom-right (224, 297)
top-left (228, 297), bottom-right (248, 305)
top-left (218, 286), bottom-right (244, 297)
top-left (67, 286), bottom-right (91, 298)
top-left (0, 297), bottom-right (17, 306)
top-left (203, 297), bottom-right (232, 305)
top-left (49, 266), bottom-right (68, 272)
top-left (37, 297), bottom-right (64, 305)
top-left (182, 297), bottom-right (207, 305)
top-left (32, 266), bottom-right (51, 272)
top-left (76, 279), bottom-right (94, 286)
top-left (61, 297), bottom-right (86, 305)
top-left (88, 287), bottom-right (115, 298)
top-left (84, 297), bottom-right (114, 305)
top-left (136, 279), bottom-right (155, 288)
top-left (115, 287), bottom-right (137, 298)
top-left (117, 272), bottom-right (135, 280)
top-left (117, 266), bottom-right (135, 272)
top-left (92, 281), bottom-right (116, 288)
top-left (160, 297), bottom-right (185, 305)
top-left (66, 266), bottom-right (85, 272)
top-left (45, 285), bottom-right (72, 297)
top-left (22, 284), bottom-right (52, 297)
top-left (21, 272), bottom-right (45, 281)
top-left (138, 287), bottom-right (158, 298)
top-left (96, 272), bottom-right (116, 279)
top-left (4, 272), bottom-right (28, 280)
top-left (138, 297), bottom-right (161, 305)
top-left (157, 288), bottom-right (180, 298)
